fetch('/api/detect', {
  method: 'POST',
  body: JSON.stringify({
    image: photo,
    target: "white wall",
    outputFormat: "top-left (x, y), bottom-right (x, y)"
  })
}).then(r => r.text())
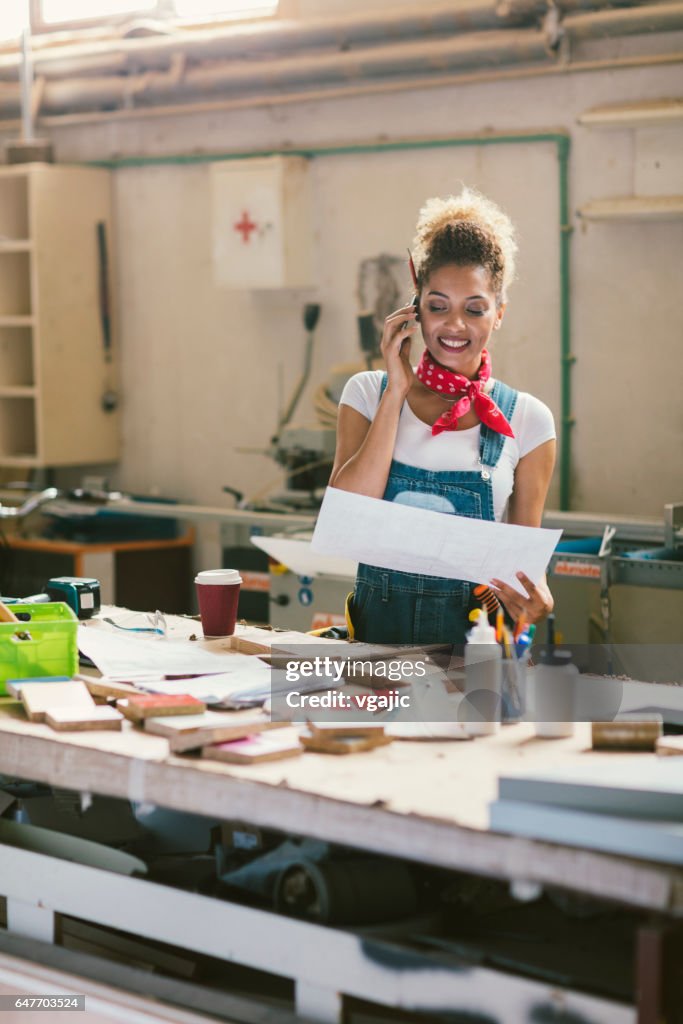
top-left (42, 59), bottom-right (682, 524)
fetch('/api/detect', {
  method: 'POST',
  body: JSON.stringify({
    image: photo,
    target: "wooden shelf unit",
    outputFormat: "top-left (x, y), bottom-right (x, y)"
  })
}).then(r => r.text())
top-left (0, 164), bottom-right (120, 467)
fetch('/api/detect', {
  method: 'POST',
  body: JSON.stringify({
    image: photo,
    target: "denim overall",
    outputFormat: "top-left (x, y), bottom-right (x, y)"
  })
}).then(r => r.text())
top-left (350, 374), bottom-right (518, 645)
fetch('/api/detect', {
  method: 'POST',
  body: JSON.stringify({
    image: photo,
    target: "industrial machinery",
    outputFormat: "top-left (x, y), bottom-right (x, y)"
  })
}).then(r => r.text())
top-left (231, 255), bottom-right (401, 515)
top-left (219, 262), bottom-right (398, 610)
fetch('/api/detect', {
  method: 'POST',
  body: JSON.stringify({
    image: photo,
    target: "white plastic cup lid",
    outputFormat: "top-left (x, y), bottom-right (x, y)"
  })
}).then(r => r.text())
top-left (195, 569), bottom-right (242, 585)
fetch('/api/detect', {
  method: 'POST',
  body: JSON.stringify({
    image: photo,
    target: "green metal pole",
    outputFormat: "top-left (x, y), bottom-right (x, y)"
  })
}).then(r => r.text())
top-left (90, 131), bottom-right (572, 509)
top-left (557, 134), bottom-right (573, 512)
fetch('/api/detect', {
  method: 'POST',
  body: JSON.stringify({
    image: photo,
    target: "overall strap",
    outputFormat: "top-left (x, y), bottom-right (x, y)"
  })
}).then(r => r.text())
top-left (479, 380), bottom-right (518, 470)
top-left (379, 372), bottom-right (389, 397)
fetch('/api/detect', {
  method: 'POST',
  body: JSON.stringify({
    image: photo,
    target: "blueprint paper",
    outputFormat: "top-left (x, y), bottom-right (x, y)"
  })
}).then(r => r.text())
top-left (123, 662), bottom-right (272, 703)
top-left (311, 487), bottom-right (562, 596)
top-left (251, 534), bottom-right (357, 578)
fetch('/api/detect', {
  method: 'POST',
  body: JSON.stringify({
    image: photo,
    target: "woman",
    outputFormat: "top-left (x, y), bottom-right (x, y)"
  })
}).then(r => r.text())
top-left (330, 187), bottom-right (556, 645)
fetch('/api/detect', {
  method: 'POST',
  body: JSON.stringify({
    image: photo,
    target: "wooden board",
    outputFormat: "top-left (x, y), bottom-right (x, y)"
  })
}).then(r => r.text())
top-left (6, 677), bottom-right (71, 699)
top-left (0, 950), bottom-right (222, 1024)
top-left (144, 709), bottom-right (282, 752)
top-left (304, 722), bottom-right (387, 739)
top-left (202, 728), bottom-right (302, 764)
top-left (45, 706), bottom-right (123, 732)
top-left (20, 681), bottom-right (94, 723)
top-left (591, 717), bottom-right (662, 751)
top-left (118, 694), bottom-right (206, 722)
top-left (78, 675), bottom-right (147, 701)
top-left (498, 761), bottom-right (683, 820)
top-left (656, 735), bottom-right (683, 757)
top-left (490, 799), bottom-right (683, 866)
top-left (301, 730), bottom-right (392, 755)
top-left (227, 624), bottom-right (339, 656)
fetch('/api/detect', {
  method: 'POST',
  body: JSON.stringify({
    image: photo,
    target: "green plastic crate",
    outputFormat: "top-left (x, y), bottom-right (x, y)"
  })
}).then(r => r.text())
top-left (0, 603), bottom-right (78, 693)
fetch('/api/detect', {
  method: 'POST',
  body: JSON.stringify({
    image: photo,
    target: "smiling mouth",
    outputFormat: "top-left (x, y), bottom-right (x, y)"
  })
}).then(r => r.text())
top-left (438, 337), bottom-right (470, 351)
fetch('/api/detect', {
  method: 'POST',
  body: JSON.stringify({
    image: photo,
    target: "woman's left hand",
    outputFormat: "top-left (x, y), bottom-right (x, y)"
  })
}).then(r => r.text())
top-left (489, 572), bottom-right (553, 625)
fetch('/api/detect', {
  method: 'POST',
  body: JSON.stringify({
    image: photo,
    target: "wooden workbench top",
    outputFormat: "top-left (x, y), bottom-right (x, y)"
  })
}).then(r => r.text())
top-left (1, 697), bottom-right (681, 918)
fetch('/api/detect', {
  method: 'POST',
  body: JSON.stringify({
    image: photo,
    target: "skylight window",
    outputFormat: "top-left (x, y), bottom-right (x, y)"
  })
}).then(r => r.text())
top-left (174, 1), bottom-right (277, 18)
top-left (0, 1), bottom-right (29, 42)
top-left (41, 0), bottom-right (157, 23)
top-left (0, 1), bottom-right (278, 35)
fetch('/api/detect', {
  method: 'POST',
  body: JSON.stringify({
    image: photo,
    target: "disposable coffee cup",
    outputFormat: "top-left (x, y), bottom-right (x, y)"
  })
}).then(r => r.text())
top-left (195, 569), bottom-right (242, 638)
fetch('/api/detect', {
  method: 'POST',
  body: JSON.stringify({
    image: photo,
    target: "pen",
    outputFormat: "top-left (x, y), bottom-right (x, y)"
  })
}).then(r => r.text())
top-left (513, 614), bottom-right (528, 642)
top-left (515, 623), bottom-right (536, 660)
top-left (495, 608), bottom-right (504, 644)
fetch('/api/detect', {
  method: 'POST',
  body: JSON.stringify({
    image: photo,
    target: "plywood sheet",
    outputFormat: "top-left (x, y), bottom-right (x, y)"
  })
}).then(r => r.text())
top-left (21, 682), bottom-right (94, 723)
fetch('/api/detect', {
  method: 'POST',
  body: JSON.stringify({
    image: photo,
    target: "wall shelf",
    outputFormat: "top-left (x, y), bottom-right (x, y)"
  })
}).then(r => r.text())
top-left (0, 316), bottom-right (35, 328)
top-left (0, 170), bottom-right (29, 240)
top-left (578, 98), bottom-right (683, 129)
top-left (0, 164), bottom-right (120, 467)
top-left (577, 195), bottom-right (683, 222)
top-left (0, 396), bottom-right (37, 460)
top-left (0, 455), bottom-right (40, 468)
top-left (0, 241), bottom-right (32, 253)
top-left (0, 251), bottom-right (32, 317)
top-left (0, 386), bottom-right (36, 398)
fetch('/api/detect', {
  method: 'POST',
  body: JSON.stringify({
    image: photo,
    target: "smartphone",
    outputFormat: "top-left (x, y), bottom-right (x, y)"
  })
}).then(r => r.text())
top-left (400, 295), bottom-right (420, 355)
top-left (400, 296), bottom-right (419, 332)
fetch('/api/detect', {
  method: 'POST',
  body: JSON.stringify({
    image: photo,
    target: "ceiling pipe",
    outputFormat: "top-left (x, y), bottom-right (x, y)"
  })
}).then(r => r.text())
top-left (0, 29), bottom-right (552, 116)
top-left (0, 51), bottom-right (677, 132)
top-left (497, 0), bottom-right (666, 12)
top-left (563, 0), bottom-right (683, 37)
top-left (0, 0), bottom-right (670, 82)
top-left (0, 2), bottom-right (678, 118)
top-left (0, 2), bottom-right (540, 81)
top-left (181, 29), bottom-right (551, 97)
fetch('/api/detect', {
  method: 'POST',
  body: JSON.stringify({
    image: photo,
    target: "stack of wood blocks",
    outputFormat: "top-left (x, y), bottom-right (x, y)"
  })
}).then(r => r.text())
top-left (10, 679), bottom-right (124, 731)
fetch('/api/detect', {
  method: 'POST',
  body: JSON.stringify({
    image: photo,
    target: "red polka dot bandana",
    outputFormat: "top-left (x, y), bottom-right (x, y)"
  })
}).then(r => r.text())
top-left (415, 348), bottom-right (515, 438)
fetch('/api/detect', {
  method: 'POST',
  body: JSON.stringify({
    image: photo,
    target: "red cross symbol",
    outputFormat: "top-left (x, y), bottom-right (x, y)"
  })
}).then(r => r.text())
top-left (234, 210), bottom-right (258, 244)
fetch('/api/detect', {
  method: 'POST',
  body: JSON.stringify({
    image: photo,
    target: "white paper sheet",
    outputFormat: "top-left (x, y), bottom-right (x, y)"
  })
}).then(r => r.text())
top-left (131, 662), bottom-right (273, 707)
top-left (78, 626), bottom-right (244, 678)
top-left (250, 534), bottom-right (357, 578)
top-left (311, 487), bottom-right (562, 596)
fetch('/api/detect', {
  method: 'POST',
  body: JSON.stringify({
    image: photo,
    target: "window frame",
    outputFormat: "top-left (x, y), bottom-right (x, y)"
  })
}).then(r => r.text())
top-left (28, 0), bottom-right (277, 35)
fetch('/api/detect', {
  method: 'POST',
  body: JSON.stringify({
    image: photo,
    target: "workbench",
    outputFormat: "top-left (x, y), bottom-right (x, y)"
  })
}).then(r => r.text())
top-left (0, 615), bottom-right (681, 1023)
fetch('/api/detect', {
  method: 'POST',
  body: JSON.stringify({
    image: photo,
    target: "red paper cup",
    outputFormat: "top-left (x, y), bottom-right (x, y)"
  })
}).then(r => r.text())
top-left (195, 569), bottom-right (242, 638)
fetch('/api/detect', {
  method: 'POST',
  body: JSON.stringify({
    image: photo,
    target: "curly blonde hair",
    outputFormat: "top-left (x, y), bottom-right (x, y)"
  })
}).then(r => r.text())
top-left (412, 187), bottom-right (517, 304)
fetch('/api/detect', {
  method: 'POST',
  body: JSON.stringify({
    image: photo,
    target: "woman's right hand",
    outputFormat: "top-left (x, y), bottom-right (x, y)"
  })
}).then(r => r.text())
top-left (380, 303), bottom-right (419, 399)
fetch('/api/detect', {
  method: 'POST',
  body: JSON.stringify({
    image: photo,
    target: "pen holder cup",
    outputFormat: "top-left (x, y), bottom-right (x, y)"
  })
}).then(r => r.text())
top-left (501, 657), bottom-right (526, 723)
top-left (0, 602), bottom-right (79, 693)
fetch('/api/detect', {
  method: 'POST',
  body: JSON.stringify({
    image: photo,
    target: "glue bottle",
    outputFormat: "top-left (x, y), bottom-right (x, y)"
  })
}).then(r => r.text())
top-left (463, 611), bottom-right (502, 736)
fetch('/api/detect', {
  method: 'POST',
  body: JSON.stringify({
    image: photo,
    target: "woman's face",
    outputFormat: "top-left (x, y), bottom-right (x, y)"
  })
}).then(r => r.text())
top-left (419, 263), bottom-right (504, 379)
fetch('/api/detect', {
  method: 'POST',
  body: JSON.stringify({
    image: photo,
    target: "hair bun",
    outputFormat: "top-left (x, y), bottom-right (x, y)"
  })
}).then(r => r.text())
top-left (413, 187), bottom-right (517, 301)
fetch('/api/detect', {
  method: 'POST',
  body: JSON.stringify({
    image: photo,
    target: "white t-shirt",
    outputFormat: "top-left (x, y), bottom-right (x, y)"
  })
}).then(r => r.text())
top-left (339, 370), bottom-right (556, 521)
